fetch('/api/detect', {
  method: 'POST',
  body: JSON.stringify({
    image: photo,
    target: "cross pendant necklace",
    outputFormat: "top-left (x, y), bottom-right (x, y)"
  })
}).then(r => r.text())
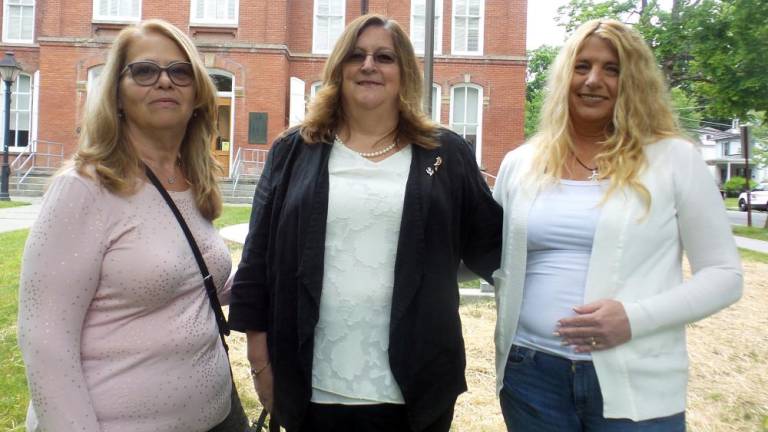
top-left (573, 153), bottom-right (599, 181)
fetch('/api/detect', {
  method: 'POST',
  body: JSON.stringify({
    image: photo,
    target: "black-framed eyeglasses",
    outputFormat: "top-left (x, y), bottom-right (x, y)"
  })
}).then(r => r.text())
top-left (121, 61), bottom-right (195, 87)
top-left (344, 49), bottom-right (398, 65)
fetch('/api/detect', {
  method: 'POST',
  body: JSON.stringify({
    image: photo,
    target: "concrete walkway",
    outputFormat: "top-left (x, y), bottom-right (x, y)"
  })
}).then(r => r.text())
top-left (0, 198), bottom-right (43, 234)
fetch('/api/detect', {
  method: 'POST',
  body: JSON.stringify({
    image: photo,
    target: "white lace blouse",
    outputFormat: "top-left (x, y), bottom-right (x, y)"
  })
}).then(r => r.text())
top-left (311, 141), bottom-right (412, 405)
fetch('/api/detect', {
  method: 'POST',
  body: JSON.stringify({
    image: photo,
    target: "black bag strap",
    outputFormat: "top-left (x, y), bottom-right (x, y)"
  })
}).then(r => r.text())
top-left (144, 165), bottom-right (231, 352)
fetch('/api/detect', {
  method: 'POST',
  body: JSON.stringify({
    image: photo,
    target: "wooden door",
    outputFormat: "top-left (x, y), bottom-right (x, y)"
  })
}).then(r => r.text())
top-left (212, 96), bottom-right (231, 177)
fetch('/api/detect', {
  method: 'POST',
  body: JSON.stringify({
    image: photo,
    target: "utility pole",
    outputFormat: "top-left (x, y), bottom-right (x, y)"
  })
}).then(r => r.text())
top-left (742, 124), bottom-right (752, 227)
top-left (361, 0), bottom-right (368, 15)
top-left (422, 0), bottom-right (435, 117)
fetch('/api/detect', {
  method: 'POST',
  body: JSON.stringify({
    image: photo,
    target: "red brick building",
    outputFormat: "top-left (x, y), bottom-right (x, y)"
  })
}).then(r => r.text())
top-left (0, 0), bottom-right (526, 179)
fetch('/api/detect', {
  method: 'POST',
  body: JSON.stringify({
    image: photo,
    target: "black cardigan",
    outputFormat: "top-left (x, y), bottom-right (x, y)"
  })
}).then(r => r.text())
top-left (229, 128), bottom-right (502, 431)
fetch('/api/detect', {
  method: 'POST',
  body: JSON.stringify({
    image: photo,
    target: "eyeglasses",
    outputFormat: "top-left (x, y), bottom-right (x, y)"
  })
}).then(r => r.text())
top-left (121, 61), bottom-right (195, 87)
top-left (344, 49), bottom-right (398, 65)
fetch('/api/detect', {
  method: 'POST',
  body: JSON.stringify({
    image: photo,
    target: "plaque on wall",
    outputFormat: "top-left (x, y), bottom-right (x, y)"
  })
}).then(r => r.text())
top-left (248, 112), bottom-right (268, 144)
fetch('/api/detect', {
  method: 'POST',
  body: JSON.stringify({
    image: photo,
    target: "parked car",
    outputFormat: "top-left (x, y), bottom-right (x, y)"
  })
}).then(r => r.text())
top-left (738, 183), bottom-right (768, 211)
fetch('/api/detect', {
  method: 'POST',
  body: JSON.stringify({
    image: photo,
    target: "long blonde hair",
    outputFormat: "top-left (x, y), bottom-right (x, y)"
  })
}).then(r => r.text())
top-left (530, 19), bottom-right (681, 209)
top-left (73, 19), bottom-right (222, 220)
top-left (300, 14), bottom-right (438, 149)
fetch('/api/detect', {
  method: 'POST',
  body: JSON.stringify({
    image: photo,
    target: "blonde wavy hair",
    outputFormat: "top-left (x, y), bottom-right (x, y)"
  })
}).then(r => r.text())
top-left (530, 19), bottom-right (682, 209)
top-left (300, 14), bottom-right (438, 149)
top-left (73, 18), bottom-right (222, 220)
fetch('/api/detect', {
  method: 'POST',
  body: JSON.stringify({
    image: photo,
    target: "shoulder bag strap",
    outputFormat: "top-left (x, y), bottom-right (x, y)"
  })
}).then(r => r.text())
top-left (144, 165), bottom-right (230, 352)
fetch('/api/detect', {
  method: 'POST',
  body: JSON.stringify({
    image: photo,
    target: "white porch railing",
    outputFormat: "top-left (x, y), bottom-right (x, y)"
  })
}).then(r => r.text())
top-left (9, 140), bottom-right (65, 185)
top-left (230, 147), bottom-right (269, 196)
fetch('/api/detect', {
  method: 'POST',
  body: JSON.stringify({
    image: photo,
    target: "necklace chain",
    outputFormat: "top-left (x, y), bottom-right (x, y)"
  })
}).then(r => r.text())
top-left (144, 158), bottom-right (181, 184)
top-left (334, 135), bottom-right (397, 158)
top-left (572, 153), bottom-right (599, 181)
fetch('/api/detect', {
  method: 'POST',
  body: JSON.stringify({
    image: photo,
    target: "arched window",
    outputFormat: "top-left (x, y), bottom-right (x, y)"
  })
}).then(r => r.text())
top-left (449, 83), bottom-right (483, 163)
top-left (209, 72), bottom-right (233, 93)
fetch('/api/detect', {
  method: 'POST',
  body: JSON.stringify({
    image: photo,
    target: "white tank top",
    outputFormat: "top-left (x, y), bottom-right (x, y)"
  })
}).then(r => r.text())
top-left (514, 179), bottom-right (606, 360)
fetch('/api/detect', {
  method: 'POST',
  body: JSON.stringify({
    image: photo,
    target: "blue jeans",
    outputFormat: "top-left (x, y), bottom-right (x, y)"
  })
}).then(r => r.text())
top-left (500, 345), bottom-right (686, 431)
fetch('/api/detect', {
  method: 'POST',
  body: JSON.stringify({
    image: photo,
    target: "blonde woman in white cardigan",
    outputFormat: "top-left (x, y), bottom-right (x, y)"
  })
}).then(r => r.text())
top-left (493, 19), bottom-right (742, 431)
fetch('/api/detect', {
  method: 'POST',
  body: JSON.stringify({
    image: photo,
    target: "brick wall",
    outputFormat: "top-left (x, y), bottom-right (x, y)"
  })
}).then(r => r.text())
top-left (0, 0), bottom-right (527, 175)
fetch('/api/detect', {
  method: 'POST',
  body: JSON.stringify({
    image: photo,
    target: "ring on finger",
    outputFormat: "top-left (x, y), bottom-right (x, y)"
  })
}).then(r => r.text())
top-left (590, 336), bottom-right (597, 347)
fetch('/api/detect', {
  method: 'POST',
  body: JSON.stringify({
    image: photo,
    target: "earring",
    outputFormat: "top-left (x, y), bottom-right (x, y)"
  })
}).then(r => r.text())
top-left (117, 110), bottom-right (124, 118)
top-left (192, 110), bottom-right (198, 118)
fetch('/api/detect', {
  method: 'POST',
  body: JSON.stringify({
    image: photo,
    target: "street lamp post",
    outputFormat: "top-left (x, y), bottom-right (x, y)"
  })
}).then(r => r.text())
top-left (0, 52), bottom-right (22, 201)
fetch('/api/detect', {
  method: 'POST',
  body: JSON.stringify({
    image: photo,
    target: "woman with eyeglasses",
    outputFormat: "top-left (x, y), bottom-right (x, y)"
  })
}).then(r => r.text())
top-left (18, 19), bottom-right (247, 431)
top-left (228, 13), bottom-right (502, 432)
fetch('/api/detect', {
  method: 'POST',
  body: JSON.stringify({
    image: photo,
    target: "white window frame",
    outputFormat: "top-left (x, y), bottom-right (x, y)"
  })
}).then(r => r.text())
top-left (430, 83), bottom-right (441, 123)
top-left (2, 0), bottom-right (35, 43)
top-left (410, 0), bottom-right (443, 56)
top-left (190, 0), bottom-right (239, 27)
top-left (451, 0), bottom-right (484, 56)
top-left (310, 81), bottom-right (323, 100)
top-left (92, 0), bottom-right (141, 23)
top-left (1, 72), bottom-right (34, 152)
top-left (207, 68), bottom-right (235, 174)
top-left (312, 0), bottom-right (345, 54)
top-left (449, 83), bottom-right (483, 165)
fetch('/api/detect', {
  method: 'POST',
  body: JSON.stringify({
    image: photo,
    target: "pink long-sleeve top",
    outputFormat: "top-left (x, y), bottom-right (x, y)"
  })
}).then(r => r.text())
top-left (18, 169), bottom-right (233, 432)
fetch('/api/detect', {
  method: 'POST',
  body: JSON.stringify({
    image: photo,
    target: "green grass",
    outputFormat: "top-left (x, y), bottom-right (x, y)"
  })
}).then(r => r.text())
top-left (739, 248), bottom-right (768, 264)
top-left (724, 197), bottom-right (738, 210)
top-left (214, 204), bottom-right (252, 229)
top-left (733, 226), bottom-right (768, 242)
top-left (0, 201), bottom-right (29, 209)
top-left (0, 229), bottom-right (30, 430)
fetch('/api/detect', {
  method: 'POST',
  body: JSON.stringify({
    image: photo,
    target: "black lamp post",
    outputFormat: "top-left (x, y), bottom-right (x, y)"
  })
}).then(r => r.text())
top-left (0, 52), bottom-right (22, 201)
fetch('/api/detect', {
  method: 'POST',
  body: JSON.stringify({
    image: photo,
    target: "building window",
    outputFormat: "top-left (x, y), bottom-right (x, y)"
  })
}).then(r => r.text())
top-left (0, 73), bottom-right (33, 149)
top-left (410, 0), bottom-right (443, 55)
top-left (190, 0), bottom-right (238, 26)
top-left (3, 0), bottom-right (35, 43)
top-left (430, 83), bottom-right (441, 123)
top-left (452, 0), bottom-right (484, 55)
top-left (93, 0), bottom-right (140, 22)
top-left (310, 81), bottom-right (323, 100)
top-left (726, 141), bottom-right (741, 156)
top-left (450, 84), bottom-right (483, 162)
top-left (313, 0), bottom-right (345, 54)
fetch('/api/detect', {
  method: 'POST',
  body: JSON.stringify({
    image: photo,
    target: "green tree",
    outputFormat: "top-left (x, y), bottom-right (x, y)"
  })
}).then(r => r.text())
top-left (525, 45), bottom-right (559, 137)
top-left (556, 0), bottom-right (768, 124)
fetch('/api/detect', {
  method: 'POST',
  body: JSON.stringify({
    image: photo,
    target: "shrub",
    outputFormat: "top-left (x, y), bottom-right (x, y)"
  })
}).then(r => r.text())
top-left (724, 176), bottom-right (747, 197)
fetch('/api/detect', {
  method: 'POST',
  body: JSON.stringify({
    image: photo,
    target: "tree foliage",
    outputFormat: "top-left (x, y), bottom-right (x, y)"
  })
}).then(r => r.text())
top-left (548, 0), bottom-right (768, 125)
top-left (524, 45), bottom-right (559, 137)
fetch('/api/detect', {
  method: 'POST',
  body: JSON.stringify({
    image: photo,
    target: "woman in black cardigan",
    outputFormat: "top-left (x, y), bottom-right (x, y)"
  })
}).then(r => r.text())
top-left (229, 14), bottom-right (502, 432)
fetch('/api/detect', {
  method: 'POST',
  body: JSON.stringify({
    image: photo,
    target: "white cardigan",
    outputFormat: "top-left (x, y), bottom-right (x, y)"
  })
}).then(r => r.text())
top-left (492, 138), bottom-right (743, 421)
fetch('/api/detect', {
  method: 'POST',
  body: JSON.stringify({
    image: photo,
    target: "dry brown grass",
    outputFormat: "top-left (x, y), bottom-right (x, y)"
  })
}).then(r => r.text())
top-left (225, 247), bottom-right (768, 431)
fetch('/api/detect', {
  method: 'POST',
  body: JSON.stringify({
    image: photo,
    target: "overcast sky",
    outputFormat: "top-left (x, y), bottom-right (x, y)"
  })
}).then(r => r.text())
top-left (526, 0), bottom-right (674, 50)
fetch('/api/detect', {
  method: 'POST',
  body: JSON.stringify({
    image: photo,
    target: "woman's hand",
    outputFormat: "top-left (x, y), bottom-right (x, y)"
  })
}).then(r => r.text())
top-left (251, 363), bottom-right (273, 412)
top-left (556, 299), bottom-right (631, 352)
top-left (246, 331), bottom-right (273, 412)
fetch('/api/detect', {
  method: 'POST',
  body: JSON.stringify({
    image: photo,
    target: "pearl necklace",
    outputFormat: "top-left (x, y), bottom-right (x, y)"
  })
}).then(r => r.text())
top-left (334, 135), bottom-right (397, 158)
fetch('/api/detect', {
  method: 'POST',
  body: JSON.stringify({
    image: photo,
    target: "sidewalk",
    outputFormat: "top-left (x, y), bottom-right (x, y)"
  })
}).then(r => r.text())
top-left (0, 198), bottom-right (43, 234)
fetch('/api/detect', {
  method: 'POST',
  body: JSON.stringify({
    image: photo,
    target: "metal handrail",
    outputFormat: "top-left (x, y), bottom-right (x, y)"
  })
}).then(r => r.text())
top-left (230, 148), bottom-right (268, 197)
top-left (11, 139), bottom-right (65, 185)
